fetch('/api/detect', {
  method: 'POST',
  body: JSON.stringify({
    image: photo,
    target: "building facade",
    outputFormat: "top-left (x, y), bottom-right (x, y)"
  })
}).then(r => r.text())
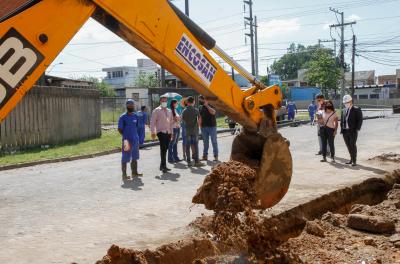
top-left (102, 59), bottom-right (159, 97)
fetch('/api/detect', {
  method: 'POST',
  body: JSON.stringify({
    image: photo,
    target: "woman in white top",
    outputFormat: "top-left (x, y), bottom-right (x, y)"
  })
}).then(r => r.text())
top-left (168, 99), bottom-right (182, 163)
top-left (320, 100), bottom-right (339, 162)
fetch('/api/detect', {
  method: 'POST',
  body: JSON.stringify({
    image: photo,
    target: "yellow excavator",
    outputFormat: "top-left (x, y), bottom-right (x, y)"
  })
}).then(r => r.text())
top-left (0, 0), bottom-right (292, 209)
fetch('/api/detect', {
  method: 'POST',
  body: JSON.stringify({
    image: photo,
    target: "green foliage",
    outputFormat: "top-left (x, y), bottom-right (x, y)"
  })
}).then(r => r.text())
top-left (78, 76), bottom-right (116, 97)
top-left (270, 43), bottom-right (335, 81)
top-left (259, 75), bottom-right (269, 86)
top-left (305, 50), bottom-right (340, 96)
top-left (136, 73), bottom-right (158, 88)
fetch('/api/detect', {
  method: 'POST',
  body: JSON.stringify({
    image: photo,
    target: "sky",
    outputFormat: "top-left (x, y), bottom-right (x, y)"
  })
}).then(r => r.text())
top-left (48, 0), bottom-right (400, 80)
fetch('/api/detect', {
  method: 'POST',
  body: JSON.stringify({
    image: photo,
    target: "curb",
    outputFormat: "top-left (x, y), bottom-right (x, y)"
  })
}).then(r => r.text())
top-left (0, 115), bottom-right (384, 171)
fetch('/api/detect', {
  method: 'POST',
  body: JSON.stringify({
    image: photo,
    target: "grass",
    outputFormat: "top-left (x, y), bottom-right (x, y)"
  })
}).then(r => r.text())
top-left (0, 131), bottom-right (154, 166)
top-left (0, 115), bottom-right (228, 166)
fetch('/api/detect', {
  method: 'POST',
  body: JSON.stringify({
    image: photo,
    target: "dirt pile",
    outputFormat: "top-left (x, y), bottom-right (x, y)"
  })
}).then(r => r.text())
top-left (275, 187), bottom-right (400, 263)
top-left (192, 160), bottom-right (260, 211)
top-left (369, 153), bottom-right (400, 162)
top-left (96, 239), bottom-right (219, 264)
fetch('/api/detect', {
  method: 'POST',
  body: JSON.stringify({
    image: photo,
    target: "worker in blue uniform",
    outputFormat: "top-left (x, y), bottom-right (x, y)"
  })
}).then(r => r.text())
top-left (287, 100), bottom-right (298, 121)
top-left (118, 99), bottom-right (142, 180)
top-left (308, 100), bottom-right (317, 125)
top-left (136, 105), bottom-right (148, 146)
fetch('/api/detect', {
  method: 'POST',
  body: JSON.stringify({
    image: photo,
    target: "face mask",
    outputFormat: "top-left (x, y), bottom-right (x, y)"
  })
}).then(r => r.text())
top-left (127, 107), bottom-right (134, 113)
top-left (344, 103), bottom-right (351, 108)
top-left (161, 102), bottom-right (168, 108)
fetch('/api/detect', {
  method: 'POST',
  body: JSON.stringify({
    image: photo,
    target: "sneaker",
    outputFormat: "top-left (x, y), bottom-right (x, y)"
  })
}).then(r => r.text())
top-left (214, 156), bottom-right (219, 161)
top-left (331, 158), bottom-right (336, 163)
top-left (315, 151), bottom-right (322, 156)
top-left (132, 172), bottom-right (143, 177)
top-left (201, 156), bottom-right (208, 161)
top-left (194, 162), bottom-right (206, 167)
top-left (345, 161), bottom-right (352, 165)
top-left (187, 162), bottom-right (193, 167)
top-left (122, 174), bottom-right (130, 180)
top-left (352, 163), bottom-right (357, 167)
top-left (320, 158), bottom-right (327, 162)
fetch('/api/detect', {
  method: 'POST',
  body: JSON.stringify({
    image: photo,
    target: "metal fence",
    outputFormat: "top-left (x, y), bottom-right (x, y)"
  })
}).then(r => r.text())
top-left (0, 86), bottom-right (101, 151)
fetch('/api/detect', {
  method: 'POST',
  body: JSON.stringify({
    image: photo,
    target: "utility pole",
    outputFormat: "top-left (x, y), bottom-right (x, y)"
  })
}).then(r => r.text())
top-left (244, 0), bottom-right (255, 76)
top-left (318, 39), bottom-right (337, 56)
top-left (185, 0), bottom-right (189, 16)
top-left (351, 34), bottom-right (356, 98)
top-left (254, 16), bottom-right (259, 77)
top-left (329, 8), bottom-right (356, 111)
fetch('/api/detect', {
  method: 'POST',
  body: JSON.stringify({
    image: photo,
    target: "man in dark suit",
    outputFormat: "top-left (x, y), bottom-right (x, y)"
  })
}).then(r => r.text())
top-left (340, 95), bottom-right (363, 166)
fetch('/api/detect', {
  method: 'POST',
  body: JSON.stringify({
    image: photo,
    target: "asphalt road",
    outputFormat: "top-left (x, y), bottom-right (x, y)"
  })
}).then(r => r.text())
top-left (1, 115), bottom-right (399, 264)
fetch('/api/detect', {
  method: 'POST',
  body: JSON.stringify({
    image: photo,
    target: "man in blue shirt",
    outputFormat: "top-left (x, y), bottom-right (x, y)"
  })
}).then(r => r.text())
top-left (118, 99), bottom-right (142, 180)
top-left (136, 106), bottom-right (148, 146)
top-left (308, 100), bottom-right (317, 125)
top-left (287, 100), bottom-right (298, 121)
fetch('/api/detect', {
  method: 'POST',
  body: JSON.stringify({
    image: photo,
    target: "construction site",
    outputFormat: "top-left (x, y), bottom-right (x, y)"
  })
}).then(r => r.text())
top-left (1, 0), bottom-right (400, 263)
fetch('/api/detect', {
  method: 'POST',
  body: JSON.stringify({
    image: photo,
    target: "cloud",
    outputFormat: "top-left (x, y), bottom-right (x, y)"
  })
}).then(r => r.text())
top-left (71, 18), bottom-right (121, 43)
top-left (257, 18), bottom-right (300, 39)
top-left (348, 14), bottom-right (361, 21)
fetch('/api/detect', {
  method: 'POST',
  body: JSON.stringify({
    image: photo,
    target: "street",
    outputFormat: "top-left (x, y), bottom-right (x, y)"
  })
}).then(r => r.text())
top-left (0, 116), bottom-right (399, 264)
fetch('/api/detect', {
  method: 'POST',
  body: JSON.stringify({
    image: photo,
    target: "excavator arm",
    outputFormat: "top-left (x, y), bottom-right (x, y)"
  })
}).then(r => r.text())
top-left (0, 0), bottom-right (292, 209)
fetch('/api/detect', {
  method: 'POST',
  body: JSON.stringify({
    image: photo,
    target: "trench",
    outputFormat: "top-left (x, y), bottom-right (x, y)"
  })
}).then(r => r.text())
top-left (96, 169), bottom-right (400, 264)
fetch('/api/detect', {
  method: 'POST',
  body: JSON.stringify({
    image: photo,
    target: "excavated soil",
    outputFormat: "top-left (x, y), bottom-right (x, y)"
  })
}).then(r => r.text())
top-left (275, 186), bottom-right (400, 263)
top-left (96, 158), bottom-right (400, 264)
top-left (369, 153), bottom-right (400, 163)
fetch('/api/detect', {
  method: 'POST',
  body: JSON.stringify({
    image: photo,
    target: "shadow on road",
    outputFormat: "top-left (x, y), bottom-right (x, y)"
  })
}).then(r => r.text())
top-left (329, 157), bottom-right (387, 175)
top-left (121, 177), bottom-right (144, 191)
top-left (155, 172), bottom-right (180, 182)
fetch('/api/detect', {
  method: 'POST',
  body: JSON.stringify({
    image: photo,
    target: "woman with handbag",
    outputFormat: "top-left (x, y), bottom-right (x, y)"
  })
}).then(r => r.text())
top-left (320, 100), bottom-right (339, 163)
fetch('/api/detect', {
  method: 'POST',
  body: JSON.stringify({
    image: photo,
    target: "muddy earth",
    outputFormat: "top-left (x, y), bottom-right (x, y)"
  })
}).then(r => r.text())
top-left (96, 157), bottom-right (400, 264)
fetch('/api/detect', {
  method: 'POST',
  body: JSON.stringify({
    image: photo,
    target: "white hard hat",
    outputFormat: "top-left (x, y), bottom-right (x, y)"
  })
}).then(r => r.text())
top-left (343, 94), bottom-right (352, 104)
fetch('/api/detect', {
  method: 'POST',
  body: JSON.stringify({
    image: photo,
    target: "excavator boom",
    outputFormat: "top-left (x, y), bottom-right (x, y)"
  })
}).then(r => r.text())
top-left (0, 0), bottom-right (292, 209)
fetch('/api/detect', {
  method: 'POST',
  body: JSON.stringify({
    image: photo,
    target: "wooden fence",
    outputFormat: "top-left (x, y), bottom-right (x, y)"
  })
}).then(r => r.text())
top-left (0, 86), bottom-right (101, 151)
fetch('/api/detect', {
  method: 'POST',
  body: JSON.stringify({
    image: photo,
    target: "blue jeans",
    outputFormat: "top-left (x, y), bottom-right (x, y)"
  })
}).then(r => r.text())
top-left (168, 127), bottom-right (180, 162)
top-left (201, 127), bottom-right (218, 157)
top-left (185, 134), bottom-right (199, 163)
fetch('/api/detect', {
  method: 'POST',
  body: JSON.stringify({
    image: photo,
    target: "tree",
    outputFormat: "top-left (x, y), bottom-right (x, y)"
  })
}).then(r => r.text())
top-left (136, 73), bottom-right (158, 88)
top-left (270, 43), bottom-right (331, 80)
top-left (78, 76), bottom-right (116, 97)
top-left (260, 75), bottom-right (269, 86)
top-left (305, 50), bottom-right (340, 96)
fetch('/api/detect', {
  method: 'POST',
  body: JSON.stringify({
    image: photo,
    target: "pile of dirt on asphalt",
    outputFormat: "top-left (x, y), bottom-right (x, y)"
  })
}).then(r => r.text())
top-left (273, 185), bottom-right (400, 263)
top-left (95, 239), bottom-right (219, 264)
top-left (191, 160), bottom-right (262, 248)
top-left (369, 153), bottom-right (400, 163)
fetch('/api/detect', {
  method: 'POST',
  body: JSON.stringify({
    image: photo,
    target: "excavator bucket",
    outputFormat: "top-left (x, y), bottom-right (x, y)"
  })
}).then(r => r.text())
top-left (231, 131), bottom-right (292, 209)
top-left (193, 104), bottom-right (292, 211)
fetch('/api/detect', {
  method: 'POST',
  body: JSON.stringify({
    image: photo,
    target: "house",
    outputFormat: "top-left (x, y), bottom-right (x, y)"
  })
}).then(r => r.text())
top-left (345, 70), bottom-right (375, 87)
top-left (102, 59), bottom-right (159, 97)
top-left (281, 69), bottom-right (309, 87)
top-left (377, 75), bottom-right (397, 86)
top-left (37, 75), bottom-right (94, 89)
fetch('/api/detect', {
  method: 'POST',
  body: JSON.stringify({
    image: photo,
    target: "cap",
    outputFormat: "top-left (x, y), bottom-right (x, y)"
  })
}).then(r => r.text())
top-left (126, 99), bottom-right (135, 106)
top-left (343, 95), bottom-right (352, 104)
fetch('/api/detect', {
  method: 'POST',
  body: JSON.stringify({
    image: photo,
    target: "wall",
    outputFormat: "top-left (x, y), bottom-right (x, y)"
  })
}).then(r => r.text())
top-left (0, 86), bottom-right (101, 151)
top-left (290, 87), bottom-right (321, 101)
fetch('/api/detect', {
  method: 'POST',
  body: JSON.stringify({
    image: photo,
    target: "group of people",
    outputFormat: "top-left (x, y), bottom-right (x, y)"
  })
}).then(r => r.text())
top-left (118, 95), bottom-right (219, 179)
top-left (313, 94), bottom-right (363, 166)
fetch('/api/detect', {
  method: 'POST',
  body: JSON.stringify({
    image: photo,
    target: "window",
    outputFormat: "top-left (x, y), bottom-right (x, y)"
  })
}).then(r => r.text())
top-left (370, 94), bottom-right (379, 99)
top-left (131, 93), bottom-right (139, 100)
top-left (107, 72), bottom-right (111, 78)
top-left (359, 94), bottom-right (368, 99)
top-left (112, 71), bottom-right (123, 78)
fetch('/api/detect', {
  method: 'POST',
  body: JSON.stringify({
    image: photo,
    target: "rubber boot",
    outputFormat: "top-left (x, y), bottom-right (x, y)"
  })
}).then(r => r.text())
top-left (131, 160), bottom-right (143, 177)
top-left (122, 163), bottom-right (129, 180)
